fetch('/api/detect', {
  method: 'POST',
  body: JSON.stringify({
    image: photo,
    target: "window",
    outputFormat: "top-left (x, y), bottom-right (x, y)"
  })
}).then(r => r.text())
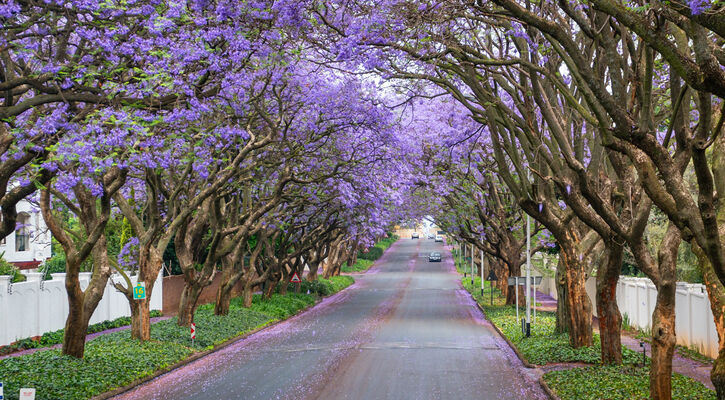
top-left (16, 212), bottom-right (30, 252)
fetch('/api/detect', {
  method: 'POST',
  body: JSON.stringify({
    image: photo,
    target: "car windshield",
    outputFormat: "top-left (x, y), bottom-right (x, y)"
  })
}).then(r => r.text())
top-left (430, 252), bottom-right (440, 256)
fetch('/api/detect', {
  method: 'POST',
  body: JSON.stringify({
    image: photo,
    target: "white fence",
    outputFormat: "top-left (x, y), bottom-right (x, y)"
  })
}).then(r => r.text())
top-left (538, 275), bottom-right (719, 358)
top-left (0, 271), bottom-right (162, 347)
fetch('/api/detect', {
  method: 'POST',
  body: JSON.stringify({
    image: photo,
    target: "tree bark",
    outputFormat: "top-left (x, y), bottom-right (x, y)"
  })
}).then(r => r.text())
top-left (650, 281), bottom-right (677, 400)
top-left (130, 298), bottom-right (151, 341)
top-left (177, 283), bottom-right (202, 327)
top-left (555, 256), bottom-right (570, 334)
top-left (560, 240), bottom-right (593, 348)
top-left (596, 241), bottom-right (623, 364)
top-left (694, 244), bottom-right (725, 398)
top-left (129, 246), bottom-right (163, 341)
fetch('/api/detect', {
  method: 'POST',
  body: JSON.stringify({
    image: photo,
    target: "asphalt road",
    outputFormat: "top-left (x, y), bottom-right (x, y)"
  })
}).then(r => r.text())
top-left (113, 239), bottom-right (547, 400)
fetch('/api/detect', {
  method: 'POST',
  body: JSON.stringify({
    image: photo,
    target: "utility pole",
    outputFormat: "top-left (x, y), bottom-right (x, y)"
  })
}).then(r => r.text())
top-left (480, 249), bottom-right (484, 297)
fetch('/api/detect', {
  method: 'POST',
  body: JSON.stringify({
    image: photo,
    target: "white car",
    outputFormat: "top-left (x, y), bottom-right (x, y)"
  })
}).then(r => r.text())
top-left (435, 235), bottom-right (443, 242)
top-left (412, 232), bottom-right (420, 239)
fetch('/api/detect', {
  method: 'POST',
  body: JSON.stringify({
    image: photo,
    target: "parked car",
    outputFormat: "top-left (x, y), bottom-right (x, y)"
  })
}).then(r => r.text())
top-left (427, 233), bottom-right (435, 239)
top-left (428, 252), bottom-right (441, 262)
top-left (412, 232), bottom-right (419, 239)
top-left (435, 235), bottom-right (443, 242)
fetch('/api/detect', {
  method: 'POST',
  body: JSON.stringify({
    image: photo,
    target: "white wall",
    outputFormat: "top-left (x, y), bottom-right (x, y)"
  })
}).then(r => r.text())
top-left (538, 275), bottom-right (720, 358)
top-left (0, 271), bottom-right (162, 347)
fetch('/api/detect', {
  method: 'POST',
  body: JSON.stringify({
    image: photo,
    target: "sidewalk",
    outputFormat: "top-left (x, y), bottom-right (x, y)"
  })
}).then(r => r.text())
top-left (533, 290), bottom-right (714, 390)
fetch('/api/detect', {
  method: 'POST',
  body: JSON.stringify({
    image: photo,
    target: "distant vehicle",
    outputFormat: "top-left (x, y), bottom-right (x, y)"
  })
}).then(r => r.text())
top-left (412, 232), bottom-right (419, 239)
top-left (427, 233), bottom-right (435, 239)
top-left (428, 252), bottom-right (441, 262)
top-left (435, 235), bottom-right (443, 242)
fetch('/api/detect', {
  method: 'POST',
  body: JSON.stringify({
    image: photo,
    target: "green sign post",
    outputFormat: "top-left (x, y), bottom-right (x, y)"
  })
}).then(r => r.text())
top-left (133, 282), bottom-right (146, 300)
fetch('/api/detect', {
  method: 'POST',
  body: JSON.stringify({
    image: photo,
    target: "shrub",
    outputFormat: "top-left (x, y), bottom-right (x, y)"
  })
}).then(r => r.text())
top-left (0, 256), bottom-right (25, 283)
top-left (358, 246), bottom-right (383, 261)
top-left (41, 255), bottom-right (67, 279)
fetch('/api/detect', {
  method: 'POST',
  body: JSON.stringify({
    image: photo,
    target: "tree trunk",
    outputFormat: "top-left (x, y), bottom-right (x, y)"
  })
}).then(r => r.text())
top-left (215, 283), bottom-right (233, 316)
top-left (307, 263), bottom-right (319, 281)
top-left (650, 281), bottom-right (677, 400)
top-left (62, 287), bottom-right (89, 358)
top-left (560, 242), bottom-right (593, 348)
top-left (130, 298), bottom-right (151, 341)
top-left (129, 246), bottom-right (163, 341)
top-left (61, 239), bottom-right (113, 358)
top-left (555, 256), bottom-right (570, 334)
top-left (694, 244), bottom-right (725, 398)
top-left (243, 281), bottom-right (254, 308)
top-left (596, 242), bottom-right (623, 364)
top-left (177, 283), bottom-right (202, 327)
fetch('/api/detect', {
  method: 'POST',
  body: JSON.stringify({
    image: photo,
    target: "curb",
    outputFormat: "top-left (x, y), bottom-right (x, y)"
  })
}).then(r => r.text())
top-left (93, 285), bottom-right (352, 400)
top-left (470, 299), bottom-right (537, 369)
top-left (539, 376), bottom-right (561, 400)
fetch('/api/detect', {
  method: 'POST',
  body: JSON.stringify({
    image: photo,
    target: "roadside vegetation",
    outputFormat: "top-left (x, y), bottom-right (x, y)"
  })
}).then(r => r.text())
top-left (0, 276), bottom-right (353, 400)
top-left (0, 311), bottom-right (163, 356)
top-left (459, 273), bottom-right (715, 399)
top-left (341, 235), bottom-right (398, 273)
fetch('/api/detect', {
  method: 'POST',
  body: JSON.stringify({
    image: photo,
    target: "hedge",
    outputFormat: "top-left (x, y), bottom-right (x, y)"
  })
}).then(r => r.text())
top-left (0, 276), bottom-right (355, 400)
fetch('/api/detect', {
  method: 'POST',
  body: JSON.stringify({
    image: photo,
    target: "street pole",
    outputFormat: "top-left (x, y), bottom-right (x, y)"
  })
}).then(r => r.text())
top-left (515, 277), bottom-right (519, 322)
top-left (461, 241), bottom-right (466, 278)
top-left (470, 244), bottom-right (474, 286)
top-left (480, 249), bottom-right (484, 297)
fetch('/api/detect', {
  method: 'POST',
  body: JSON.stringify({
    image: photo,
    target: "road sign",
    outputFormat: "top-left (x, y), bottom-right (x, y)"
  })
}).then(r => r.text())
top-left (133, 282), bottom-right (146, 300)
top-left (191, 323), bottom-right (196, 340)
top-left (487, 270), bottom-right (498, 281)
top-left (19, 388), bottom-right (35, 400)
top-left (1, 381), bottom-right (4, 400)
top-left (290, 272), bottom-right (301, 283)
top-left (507, 276), bottom-right (542, 286)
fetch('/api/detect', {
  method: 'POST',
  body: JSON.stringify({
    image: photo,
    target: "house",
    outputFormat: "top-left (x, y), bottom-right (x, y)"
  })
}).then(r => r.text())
top-left (0, 199), bottom-right (52, 270)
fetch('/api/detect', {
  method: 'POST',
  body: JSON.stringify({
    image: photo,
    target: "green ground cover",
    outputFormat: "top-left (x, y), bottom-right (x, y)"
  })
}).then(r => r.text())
top-left (341, 235), bottom-right (398, 273)
top-left (0, 275), bottom-right (354, 400)
top-left (544, 366), bottom-right (715, 400)
top-left (459, 274), bottom-right (715, 399)
top-left (0, 311), bottom-right (163, 355)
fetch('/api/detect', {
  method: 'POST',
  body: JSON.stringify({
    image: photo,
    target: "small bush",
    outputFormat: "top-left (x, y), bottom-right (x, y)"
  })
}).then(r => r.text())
top-left (358, 246), bottom-right (383, 261)
top-left (0, 257), bottom-right (26, 283)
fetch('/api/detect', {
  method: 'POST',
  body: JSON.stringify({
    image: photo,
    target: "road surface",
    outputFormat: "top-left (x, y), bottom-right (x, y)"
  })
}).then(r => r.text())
top-left (113, 239), bottom-right (547, 400)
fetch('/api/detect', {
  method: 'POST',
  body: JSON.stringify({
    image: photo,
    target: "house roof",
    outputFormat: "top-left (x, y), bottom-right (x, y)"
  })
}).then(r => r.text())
top-left (11, 260), bottom-right (42, 270)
